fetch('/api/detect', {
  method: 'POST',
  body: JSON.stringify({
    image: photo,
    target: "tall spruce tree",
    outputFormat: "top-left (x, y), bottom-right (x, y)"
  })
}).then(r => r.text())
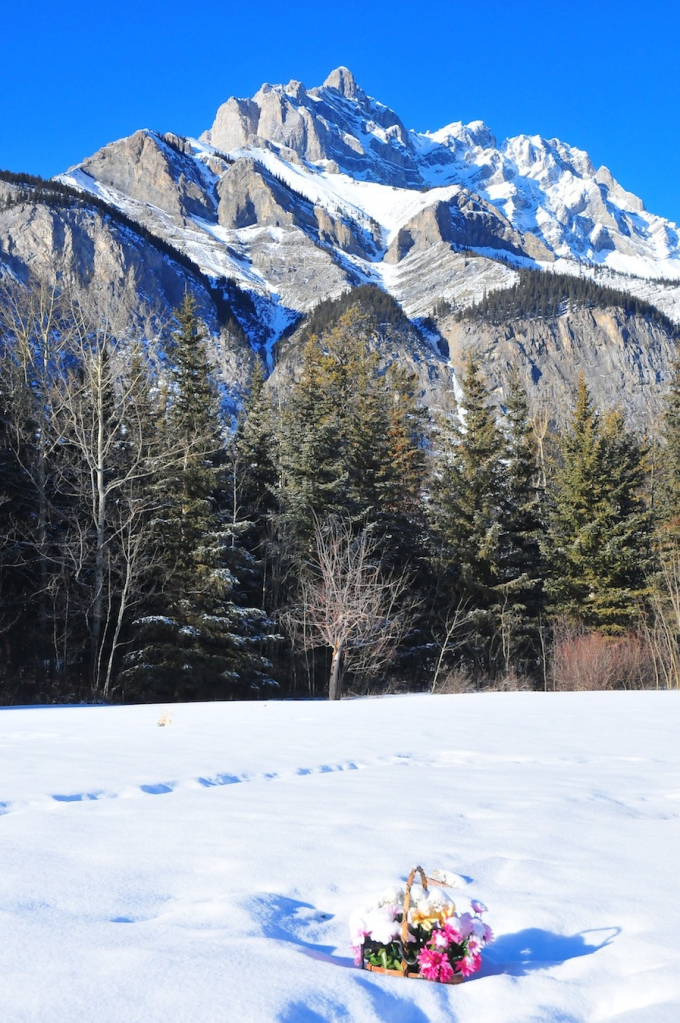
top-left (430, 355), bottom-right (507, 674)
top-left (119, 294), bottom-right (271, 700)
top-left (497, 373), bottom-right (546, 671)
top-left (231, 357), bottom-right (278, 529)
top-left (547, 378), bottom-right (652, 634)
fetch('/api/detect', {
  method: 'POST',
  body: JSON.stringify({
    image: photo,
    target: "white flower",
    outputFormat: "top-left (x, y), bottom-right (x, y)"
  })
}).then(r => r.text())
top-left (378, 886), bottom-right (404, 908)
top-left (363, 906), bottom-right (401, 945)
top-left (427, 887), bottom-right (454, 911)
top-left (348, 908), bottom-right (368, 945)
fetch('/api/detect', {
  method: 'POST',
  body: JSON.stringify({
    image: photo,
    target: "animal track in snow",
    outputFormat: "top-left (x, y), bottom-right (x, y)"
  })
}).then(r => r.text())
top-left (52, 790), bottom-right (106, 803)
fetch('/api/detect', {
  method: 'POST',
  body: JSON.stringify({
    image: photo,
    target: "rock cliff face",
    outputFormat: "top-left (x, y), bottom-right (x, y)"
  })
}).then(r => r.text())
top-left (2, 66), bottom-right (680, 421)
top-left (0, 200), bottom-right (208, 321)
top-left (0, 194), bottom-right (256, 404)
top-left (440, 306), bottom-right (676, 423)
top-left (383, 192), bottom-right (553, 264)
top-left (79, 130), bottom-right (217, 222)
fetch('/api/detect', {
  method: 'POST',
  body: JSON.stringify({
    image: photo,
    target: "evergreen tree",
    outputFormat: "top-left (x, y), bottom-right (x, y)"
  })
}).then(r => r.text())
top-left (225, 357), bottom-right (280, 621)
top-left (119, 294), bottom-right (272, 701)
top-left (231, 357), bottom-right (278, 528)
top-left (430, 355), bottom-right (507, 674)
top-left (497, 373), bottom-right (546, 671)
top-left (0, 362), bottom-right (40, 689)
top-left (547, 378), bottom-right (652, 633)
top-left (277, 308), bottom-right (428, 552)
top-left (277, 331), bottom-right (349, 543)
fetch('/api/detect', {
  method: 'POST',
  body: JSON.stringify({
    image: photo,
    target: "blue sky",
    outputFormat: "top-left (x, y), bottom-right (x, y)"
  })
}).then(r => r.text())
top-left (1, 0), bottom-right (678, 222)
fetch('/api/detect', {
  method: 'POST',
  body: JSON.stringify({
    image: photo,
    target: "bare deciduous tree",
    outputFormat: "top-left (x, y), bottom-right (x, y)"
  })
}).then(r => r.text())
top-left (284, 517), bottom-right (415, 700)
top-left (0, 268), bottom-right (172, 695)
top-left (430, 600), bottom-right (471, 693)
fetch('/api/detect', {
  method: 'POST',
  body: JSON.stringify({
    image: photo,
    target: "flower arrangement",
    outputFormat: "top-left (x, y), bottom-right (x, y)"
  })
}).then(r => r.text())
top-left (349, 866), bottom-right (493, 984)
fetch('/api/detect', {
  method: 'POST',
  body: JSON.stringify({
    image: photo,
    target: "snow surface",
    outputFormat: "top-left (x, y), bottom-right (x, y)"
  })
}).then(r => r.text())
top-left (1, 692), bottom-right (678, 1022)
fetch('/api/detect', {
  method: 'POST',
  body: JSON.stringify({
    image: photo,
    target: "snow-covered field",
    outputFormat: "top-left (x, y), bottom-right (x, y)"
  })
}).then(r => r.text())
top-left (1, 692), bottom-right (678, 1022)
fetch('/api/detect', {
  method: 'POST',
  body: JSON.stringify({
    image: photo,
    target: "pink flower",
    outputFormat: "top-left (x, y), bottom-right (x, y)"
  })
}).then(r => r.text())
top-left (432, 929), bottom-right (450, 949)
top-left (417, 947), bottom-right (455, 983)
top-left (351, 945), bottom-right (364, 966)
top-left (470, 917), bottom-right (493, 945)
top-left (458, 952), bottom-right (482, 977)
top-left (471, 900), bottom-right (488, 915)
top-left (458, 912), bottom-right (473, 938)
top-left (441, 921), bottom-right (463, 945)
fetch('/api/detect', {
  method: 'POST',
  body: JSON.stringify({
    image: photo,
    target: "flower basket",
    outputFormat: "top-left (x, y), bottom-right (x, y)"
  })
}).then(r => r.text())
top-left (350, 865), bottom-right (493, 984)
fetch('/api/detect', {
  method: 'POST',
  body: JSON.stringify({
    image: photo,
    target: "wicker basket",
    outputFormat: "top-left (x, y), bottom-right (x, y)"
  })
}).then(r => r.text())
top-left (361, 865), bottom-right (464, 984)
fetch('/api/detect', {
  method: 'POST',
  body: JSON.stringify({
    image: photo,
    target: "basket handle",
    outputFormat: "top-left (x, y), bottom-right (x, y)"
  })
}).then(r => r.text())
top-left (400, 865), bottom-right (428, 958)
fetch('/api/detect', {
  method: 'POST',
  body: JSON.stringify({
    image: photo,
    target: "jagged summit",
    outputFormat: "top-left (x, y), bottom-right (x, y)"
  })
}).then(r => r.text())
top-left (197, 68), bottom-right (677, 265)
top-left (323, 66), bottom-right (361, 99)
top-left (200, 66), bottom-right (416, 187)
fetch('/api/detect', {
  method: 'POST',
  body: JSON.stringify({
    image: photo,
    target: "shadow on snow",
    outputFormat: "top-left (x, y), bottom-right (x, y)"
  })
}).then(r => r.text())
top-left (478, 926), bottom-right (620, 978)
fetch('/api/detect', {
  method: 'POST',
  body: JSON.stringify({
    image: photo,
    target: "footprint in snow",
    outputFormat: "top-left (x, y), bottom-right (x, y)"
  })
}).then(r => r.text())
top-left (52, 791), bottom-right (105, 802)
top-left (197, 773), bottom-right (242, 787)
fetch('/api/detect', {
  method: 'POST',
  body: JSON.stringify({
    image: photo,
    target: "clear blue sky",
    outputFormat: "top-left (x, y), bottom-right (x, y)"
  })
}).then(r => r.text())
top-left (1, 0), bottom-right (678, 223)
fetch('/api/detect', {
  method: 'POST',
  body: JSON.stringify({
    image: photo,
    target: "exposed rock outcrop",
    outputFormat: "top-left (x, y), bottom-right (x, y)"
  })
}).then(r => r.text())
top-left (440, 306), bottom-right (677, 423)
top-left (202, 66), bottom-right (422, 189)
top-left (0, 197), bottom-right (255, 403)
top-left (384, 192), bottom-right (554, 264)
top-left (79, 130), bottom-right (216, 221)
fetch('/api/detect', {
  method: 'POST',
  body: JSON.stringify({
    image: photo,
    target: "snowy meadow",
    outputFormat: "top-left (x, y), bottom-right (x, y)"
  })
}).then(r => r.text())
top-left (1, 692), bottom-right (678, 1022)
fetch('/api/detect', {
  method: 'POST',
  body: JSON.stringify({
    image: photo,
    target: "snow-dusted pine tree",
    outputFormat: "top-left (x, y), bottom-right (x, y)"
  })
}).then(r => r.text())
top-left (119, 293), bottom-right (274, 701)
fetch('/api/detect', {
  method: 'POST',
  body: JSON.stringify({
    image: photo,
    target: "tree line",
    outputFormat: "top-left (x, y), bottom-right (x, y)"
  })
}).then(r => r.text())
top-left (460, 268), bottom-right (678, 335)
top-left (1, 275), bottom-right (680, 704)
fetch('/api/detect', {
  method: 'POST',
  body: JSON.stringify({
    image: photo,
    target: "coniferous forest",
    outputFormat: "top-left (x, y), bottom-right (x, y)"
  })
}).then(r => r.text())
top-left (1, 273), bottom-right (680, 705)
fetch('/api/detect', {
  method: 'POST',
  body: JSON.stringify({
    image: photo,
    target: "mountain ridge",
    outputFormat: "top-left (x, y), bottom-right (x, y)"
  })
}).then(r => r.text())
top-left (50, 65), bottom-right (680, 346)
top-left (2, 66), bottom-right (680, 419)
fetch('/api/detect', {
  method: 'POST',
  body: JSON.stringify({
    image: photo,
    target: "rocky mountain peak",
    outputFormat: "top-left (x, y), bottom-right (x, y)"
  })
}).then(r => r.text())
top-left (322, 66), bottom-right (361, 100)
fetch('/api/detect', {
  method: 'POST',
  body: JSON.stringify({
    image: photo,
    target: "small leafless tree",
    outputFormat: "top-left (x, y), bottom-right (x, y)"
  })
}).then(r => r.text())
top-left (430, 600), bottom-right (471, 692)
top-left (284, 517), bottom-right (416, 700)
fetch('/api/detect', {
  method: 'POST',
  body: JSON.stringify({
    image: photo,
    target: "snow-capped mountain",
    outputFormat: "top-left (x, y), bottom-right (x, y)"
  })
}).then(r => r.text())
top-left (2, 66), bottom-right (679, 418)
top-left (201, 65), bottom-right (680, 276)
top-left (49, 65), bottom-right (680, 345)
